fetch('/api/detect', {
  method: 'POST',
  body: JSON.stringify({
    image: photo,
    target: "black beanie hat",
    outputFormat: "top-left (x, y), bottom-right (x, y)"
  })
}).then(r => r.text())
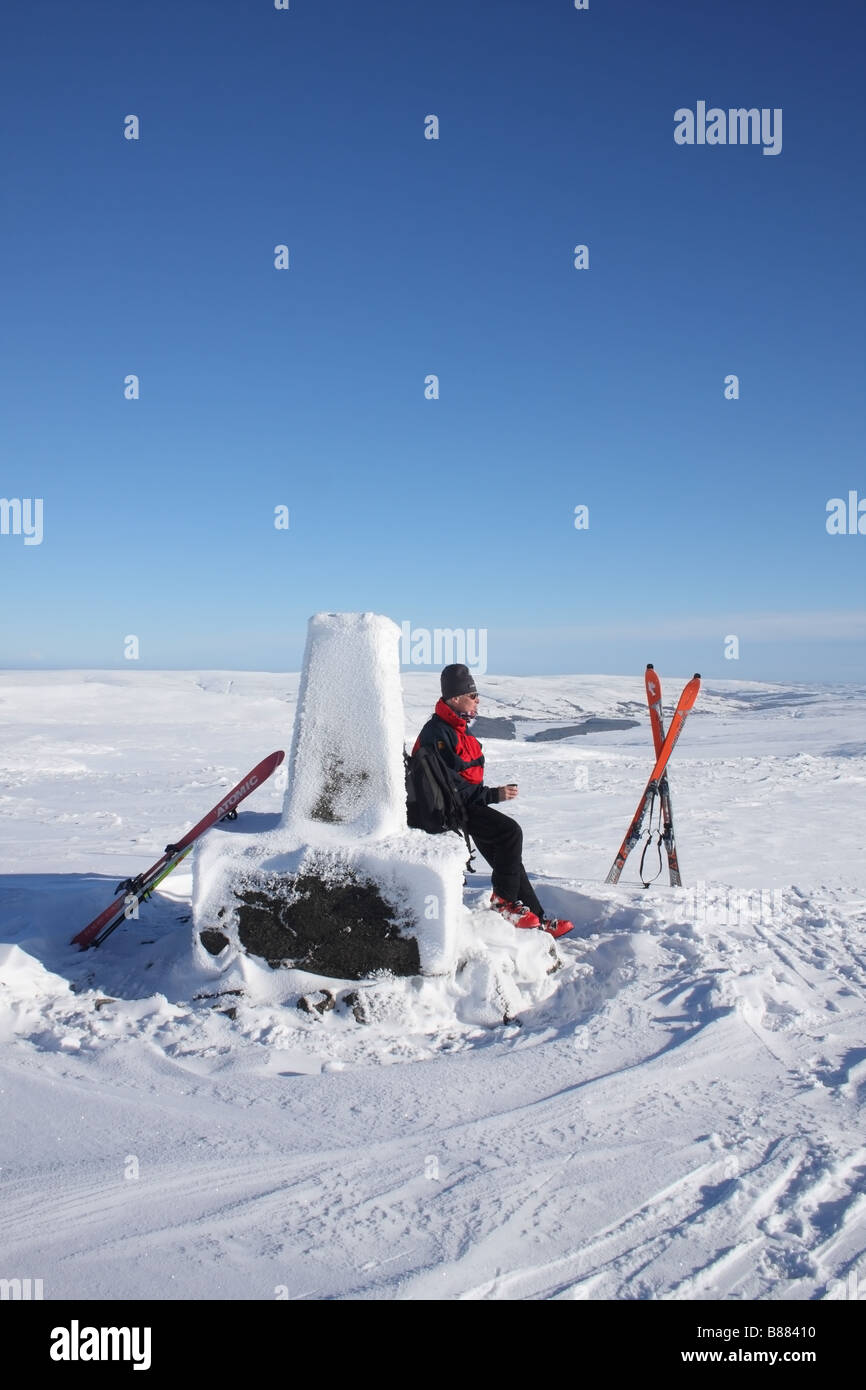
top-left (441, 663), bottom-right (478, 699)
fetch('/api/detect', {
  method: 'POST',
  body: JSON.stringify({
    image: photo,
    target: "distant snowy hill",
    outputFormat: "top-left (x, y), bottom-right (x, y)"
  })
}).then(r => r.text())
top-left (1, 670), bottom-right (864, 1300)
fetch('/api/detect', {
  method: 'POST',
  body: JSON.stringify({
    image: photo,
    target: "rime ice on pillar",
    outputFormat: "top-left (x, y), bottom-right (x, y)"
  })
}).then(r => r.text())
top-left (192, 611), bottom-right (468, 978)
top-left (283, 612), bottom-right (406, 838)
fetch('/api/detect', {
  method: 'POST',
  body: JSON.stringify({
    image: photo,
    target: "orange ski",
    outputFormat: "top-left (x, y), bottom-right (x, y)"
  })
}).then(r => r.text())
top-left (605, 674), bottom-right (700, 885)
top-left (645, 663), bottom-right (682, 886)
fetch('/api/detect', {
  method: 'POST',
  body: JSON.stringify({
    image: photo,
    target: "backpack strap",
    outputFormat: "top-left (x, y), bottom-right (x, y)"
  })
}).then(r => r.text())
top-left (427, 748), bottom-right (476, 874)
top-left (406, 743), bottom-right (476, 874)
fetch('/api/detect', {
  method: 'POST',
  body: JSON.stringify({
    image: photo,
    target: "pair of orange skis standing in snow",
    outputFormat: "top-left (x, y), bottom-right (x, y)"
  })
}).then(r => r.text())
top-left (604, 665), bottom-right (701, 888)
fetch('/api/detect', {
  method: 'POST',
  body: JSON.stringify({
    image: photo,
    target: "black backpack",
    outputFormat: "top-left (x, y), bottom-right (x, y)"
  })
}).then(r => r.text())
top-left (404, 745), bottom-right (475, 871)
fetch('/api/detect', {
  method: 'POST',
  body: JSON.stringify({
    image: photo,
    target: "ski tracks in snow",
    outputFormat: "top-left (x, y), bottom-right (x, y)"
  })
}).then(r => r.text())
top-left (3, 880), bottom-right (864, 1301)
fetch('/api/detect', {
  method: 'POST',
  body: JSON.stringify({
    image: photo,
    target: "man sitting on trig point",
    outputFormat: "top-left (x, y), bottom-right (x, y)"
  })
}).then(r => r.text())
top-left (414, 664), bottom-right (573, 939)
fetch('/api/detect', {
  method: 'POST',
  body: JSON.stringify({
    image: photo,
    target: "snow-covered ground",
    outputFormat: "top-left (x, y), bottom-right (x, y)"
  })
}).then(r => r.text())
top-left (1, 669), bottom-right (865, 1300)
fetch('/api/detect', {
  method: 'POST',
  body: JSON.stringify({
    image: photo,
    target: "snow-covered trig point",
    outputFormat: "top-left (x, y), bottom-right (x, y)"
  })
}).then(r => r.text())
top-left (193, 612), bottom-right (469, 979)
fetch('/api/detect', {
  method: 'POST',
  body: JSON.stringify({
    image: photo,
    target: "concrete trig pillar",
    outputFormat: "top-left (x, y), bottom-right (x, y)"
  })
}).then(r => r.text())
top-left (283, 612), bottom-right (406, 838)
top-left (193, 612), bottom-right (468, 979)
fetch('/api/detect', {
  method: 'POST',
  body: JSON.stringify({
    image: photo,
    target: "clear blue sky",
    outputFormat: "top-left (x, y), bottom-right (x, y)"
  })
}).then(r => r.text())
top-left (1, 0), bottom-right (864, 682)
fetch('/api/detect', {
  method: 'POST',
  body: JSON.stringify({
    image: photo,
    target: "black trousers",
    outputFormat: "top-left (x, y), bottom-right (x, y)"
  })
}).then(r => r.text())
top-left (465, 803), bottom-right (545, 920)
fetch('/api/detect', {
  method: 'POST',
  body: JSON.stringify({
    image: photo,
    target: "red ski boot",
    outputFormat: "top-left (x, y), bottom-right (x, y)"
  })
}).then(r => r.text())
top-left (490, 893), bottom-right (541, 929)
top-left (540, 917), bottom-right (574, 939)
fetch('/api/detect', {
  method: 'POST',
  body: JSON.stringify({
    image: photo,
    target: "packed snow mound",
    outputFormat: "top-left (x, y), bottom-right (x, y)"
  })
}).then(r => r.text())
top-left (192, 881), bottom-right (600, 1039)
top-left (0, 943), bottom-right (177, 1050)
top-left (1, 873), bottom-right (635, 1058)
top-left (0, 944), bottom-right (76, 1037)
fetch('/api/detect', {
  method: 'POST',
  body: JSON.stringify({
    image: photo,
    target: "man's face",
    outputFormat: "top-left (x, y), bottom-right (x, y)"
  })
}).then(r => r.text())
top-left (448, 692), bottom-right (480, 717)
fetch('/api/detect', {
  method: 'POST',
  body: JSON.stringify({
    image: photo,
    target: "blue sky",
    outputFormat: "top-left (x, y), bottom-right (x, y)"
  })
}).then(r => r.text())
top-left (1, 0), bottom-right (864, 681)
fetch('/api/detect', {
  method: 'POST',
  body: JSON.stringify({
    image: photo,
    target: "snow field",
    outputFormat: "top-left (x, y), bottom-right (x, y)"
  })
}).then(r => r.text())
top-left (0, 669), bottom-right (864, 1299)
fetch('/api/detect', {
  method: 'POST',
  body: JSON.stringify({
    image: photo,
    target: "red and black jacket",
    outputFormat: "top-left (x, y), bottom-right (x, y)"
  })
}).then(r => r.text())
top-left (413, 699), bottom-right (501, 809)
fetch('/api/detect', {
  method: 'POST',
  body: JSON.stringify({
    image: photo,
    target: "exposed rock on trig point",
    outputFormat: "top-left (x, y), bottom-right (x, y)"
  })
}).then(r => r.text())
top-left (193, 612), bottom-right (468, 979)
